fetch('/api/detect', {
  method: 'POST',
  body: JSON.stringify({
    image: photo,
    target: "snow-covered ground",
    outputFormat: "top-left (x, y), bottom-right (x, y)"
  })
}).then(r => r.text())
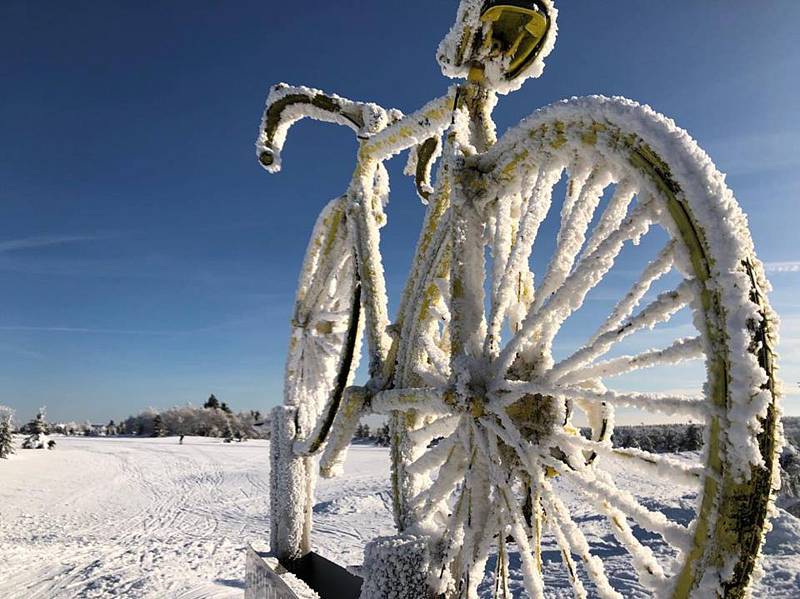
top-left (0, 436), bottom-right (798, 598)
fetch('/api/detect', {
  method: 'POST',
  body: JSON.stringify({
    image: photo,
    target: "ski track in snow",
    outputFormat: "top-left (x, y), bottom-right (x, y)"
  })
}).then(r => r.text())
top-left (0, 437), bottom-right (797, 598)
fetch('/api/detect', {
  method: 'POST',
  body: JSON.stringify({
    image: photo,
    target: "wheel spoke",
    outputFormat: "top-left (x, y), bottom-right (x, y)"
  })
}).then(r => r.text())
top-left (456, 445), bottom-right (494, 596)
top-left (417, 362), bottom-right (448, 388)
top-left (553, 431), bottom-right (704, 488)
top-left (496, 475), bottom-right (545, 599)
top-left (540, 478), bottom-right (624, 599)
top-left (533, 167), bottom-right (614, 314)
top-left (480, 423), bottom-right (549, 597)
top-left (410, 442), bottom-right (468, 514)
top-left (489, 191), bottom-right (518, 304)
top-left (546, 279), bottom-right (695, 383)
top-left (301, 250), bottom-right (353, 318)
top-left (541, 455), bottom-right (693, 552)
top-left (497, 381), bottom-right (710, 421)
top-left (429, 484), bottom-right (470, 593)
top-left (559, 158), bottom-right (594, 227)
top-left (370, 387), bottom-right (452, 416)
top-left (406, 433), bottom-right (459, 476)
top-left (558, 336), bottom-right (704, 385)
top-left (407, 414), bottom-right (461, 448)
top-left (589, 240), bottom-right (676, 346)
top-left (494, 520), bottom-right (512, 599)
top-left (580, 179), bottom-right (637, 259)
top-left (544, 497), bottom-right (590, 599)
top-left (487, 416), bottom-right (622, 599)
top-left (485, 389), bottom-right (694, 591)
top-left (485, 165), bottom-right (562, 358)
top-left (422, 334), bottom-right (451, 378)
top-left (495, 200), bottom-right (655, 381)
top-left (599, 499), bottom-right (668, 590)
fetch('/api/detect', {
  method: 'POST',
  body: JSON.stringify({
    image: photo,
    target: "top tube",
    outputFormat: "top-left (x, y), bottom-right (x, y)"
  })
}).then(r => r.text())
top-left (360, 90), bottom-right (458, 164)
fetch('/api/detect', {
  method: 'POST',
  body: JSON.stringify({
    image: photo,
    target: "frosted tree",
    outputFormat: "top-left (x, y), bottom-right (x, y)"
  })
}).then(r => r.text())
top-left (778, 445), bottom-right (800, 516)
top-left (0, 407), bottom-right (14, 459)
top-left (22, 407), bottom-right (49, 450)
top-left (204, 394), bottom-right (220, 410)
top-left (31, 408), bottom-right (46, 435)
top-left (354, 423), bottom-right (372, 440)
top-left (375, 423), bottom-right (391, 447)
top-left (152, 414), bottom-right (166, 437)
top-left (223, 418), bottom-right (235, 443)
top-left (661, 428), bottom-right (677, 453)
top-left (683, 424), bottom-right (702, 451)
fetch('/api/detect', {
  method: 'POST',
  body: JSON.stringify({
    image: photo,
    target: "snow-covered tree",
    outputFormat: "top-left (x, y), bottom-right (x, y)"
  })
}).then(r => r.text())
top-left (779, 444), bottom-right (800, 517)
top-left (615, 431), bottom-right (632, 448)
top-left (0, 406), bottom-right (14, 459)
top-left (152, 414), bottom-right (166, 437)
top-left (660, 428), bottom-right (678, 453)
top-left (375, 423), bottom-right (391, 447)
top-left (354, 423), bottom-right (372, 440)
top-left (682, 424), bottom-right (702, 451)
top-left (22, 407), bottom-right (49, 450)
top-left (223, 418), bottom-right (234, 442)
top-left (120, 404), bottom-right (267, 439)
top-left (637, 434), bottom-right (654, 454)
top-left (30, 408), bottom-right (47, 435)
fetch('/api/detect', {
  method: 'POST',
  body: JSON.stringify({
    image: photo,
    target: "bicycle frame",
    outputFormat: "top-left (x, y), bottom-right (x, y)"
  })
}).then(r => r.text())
top-left (258, 85), bottom-right (469, 447)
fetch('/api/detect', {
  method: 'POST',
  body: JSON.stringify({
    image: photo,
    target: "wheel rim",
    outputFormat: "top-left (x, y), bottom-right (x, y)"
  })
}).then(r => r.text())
top-left (285, 196), bottom-right (360, 444)
top-left (387, 97), bottom-right (779, 598)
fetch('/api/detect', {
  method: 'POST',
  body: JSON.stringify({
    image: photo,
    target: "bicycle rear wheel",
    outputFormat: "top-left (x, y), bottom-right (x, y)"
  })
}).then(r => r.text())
top-left (285, 196), bottom-right (362, 452)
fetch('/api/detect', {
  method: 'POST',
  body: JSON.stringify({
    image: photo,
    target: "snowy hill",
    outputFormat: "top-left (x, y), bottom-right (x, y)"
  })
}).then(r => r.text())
top-left (0, 436), bottom-right (797, 597)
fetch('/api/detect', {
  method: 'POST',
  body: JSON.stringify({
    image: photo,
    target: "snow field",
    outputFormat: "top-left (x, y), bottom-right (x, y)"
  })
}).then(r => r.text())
top-left (0, 436), bottom-right (797, 598)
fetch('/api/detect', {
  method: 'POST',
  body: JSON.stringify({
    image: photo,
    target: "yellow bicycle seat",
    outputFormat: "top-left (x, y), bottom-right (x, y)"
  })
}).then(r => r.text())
top-left (480, 1), bottom-right (551, 80)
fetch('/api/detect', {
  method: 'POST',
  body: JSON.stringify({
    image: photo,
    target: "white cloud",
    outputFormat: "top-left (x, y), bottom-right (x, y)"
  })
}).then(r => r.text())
top-left (0, 235), bottom-right (98, 253)
top-left (765, 261), bottom-right (800, 273)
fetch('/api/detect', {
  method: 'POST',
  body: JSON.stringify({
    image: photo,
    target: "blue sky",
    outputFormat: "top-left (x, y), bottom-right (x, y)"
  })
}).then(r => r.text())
top-left (1, 1), bottom-right (798, 424)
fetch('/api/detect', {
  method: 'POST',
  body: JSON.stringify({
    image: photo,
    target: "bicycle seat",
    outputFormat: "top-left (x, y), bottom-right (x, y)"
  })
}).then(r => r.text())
top-left (480, 1), bottom-right (551, 81)
top-left (437, 0), bottom-right (558, 94)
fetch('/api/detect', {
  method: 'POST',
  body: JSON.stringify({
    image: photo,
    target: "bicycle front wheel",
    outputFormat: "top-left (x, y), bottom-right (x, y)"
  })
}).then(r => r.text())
top-left (388, 96), bottom-right (780, 598)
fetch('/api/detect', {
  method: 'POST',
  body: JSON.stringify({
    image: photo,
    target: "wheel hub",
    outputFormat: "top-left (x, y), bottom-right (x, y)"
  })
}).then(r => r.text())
top-left (504, 390), bottom-right (560, 446)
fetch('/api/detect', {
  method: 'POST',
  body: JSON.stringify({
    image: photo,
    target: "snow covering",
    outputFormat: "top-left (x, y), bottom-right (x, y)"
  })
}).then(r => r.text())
top-left (0, 405), bottom-right (14, 459)
top-left (271, 406), bottom-right (312, 561)
top-left (360, 535), bottom-right (430, 599)
top-left (257, 83), bottom-right (397, 173)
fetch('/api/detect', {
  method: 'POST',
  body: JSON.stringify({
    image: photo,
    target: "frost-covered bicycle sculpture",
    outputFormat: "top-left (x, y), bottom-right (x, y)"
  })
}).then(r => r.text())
top-left (257, 2), bottom-right (781, 597)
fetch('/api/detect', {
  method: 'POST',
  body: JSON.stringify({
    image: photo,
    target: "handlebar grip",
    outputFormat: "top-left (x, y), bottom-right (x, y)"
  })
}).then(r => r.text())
top-left (256, 83), bottom-right (399, 173)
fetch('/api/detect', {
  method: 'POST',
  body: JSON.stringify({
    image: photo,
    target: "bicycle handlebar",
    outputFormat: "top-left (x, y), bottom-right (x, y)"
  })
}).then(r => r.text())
top-left (256, 83), bottom-right (457, 201)
top-left (256, 83), bottom-right (403, 173)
